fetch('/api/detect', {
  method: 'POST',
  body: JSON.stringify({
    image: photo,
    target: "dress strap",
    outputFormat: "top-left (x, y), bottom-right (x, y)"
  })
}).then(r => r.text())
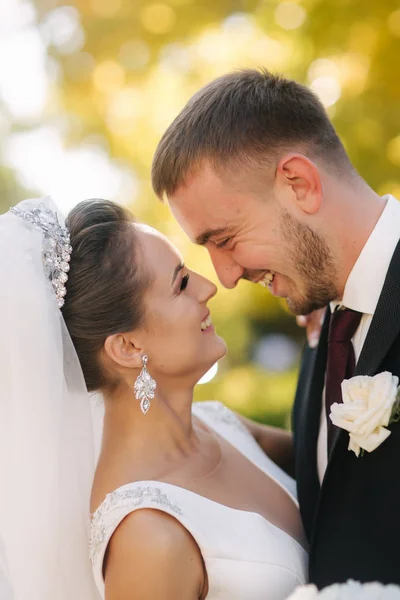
top-left (193, 401), bottom-right (252, 436)
top-left (90, 482), bottom-right (186, 596)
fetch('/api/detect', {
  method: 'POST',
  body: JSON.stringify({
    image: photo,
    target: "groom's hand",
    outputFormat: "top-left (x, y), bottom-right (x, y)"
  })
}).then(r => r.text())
top-left (296, 308), bottom-right (326, 349)
top-left (239, 415), bottom-right (295, 477)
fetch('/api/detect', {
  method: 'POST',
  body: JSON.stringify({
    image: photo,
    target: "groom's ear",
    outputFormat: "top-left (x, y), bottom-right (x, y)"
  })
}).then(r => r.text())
top-left (275, 153), bottom-right (322, 215)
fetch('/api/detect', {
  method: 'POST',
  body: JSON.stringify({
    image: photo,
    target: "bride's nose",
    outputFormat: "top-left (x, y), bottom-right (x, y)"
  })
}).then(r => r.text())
top-left (197, 274), bottom-right (217, 304)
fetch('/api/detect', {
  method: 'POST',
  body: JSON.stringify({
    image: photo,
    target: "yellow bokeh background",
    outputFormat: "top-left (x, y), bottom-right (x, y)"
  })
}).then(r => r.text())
top-left (1, 0), bottom-right (399, 426)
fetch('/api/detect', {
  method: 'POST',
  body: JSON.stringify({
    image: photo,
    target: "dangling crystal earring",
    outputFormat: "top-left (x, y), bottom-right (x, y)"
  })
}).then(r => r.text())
top-left (134, 355), bottom-right (156, 415)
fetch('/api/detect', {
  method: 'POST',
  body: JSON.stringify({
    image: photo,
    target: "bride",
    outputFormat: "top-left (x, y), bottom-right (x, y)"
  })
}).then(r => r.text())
top-left (0, 196), bottom-right (307, 600)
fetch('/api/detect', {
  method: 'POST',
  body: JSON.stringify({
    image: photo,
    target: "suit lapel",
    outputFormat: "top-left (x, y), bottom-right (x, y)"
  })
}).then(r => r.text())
top-left (355, 243), bottom-right (400, 375)
top-left (296, 307), bottom-right (331, 538)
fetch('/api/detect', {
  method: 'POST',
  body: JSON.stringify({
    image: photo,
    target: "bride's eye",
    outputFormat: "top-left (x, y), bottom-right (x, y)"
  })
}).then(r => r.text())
top-left (180, 274), bottom-right (190, 291)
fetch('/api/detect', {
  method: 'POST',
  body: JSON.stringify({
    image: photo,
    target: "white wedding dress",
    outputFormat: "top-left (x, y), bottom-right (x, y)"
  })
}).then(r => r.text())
top-left (90, 402), bottom-right (307, 599)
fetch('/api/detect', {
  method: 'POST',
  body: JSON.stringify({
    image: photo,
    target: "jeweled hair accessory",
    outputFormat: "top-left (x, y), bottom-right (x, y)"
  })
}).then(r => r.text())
top-left (10, 203), bottom-right (72, 308)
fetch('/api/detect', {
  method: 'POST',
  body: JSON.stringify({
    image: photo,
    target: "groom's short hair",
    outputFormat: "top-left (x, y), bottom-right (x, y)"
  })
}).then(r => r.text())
top-left (152, 69), bottom-right (353, 200)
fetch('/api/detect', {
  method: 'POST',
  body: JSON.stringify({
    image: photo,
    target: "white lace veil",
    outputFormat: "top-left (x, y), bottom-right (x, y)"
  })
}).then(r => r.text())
top-left (0, 197), bottom-right (101, 599)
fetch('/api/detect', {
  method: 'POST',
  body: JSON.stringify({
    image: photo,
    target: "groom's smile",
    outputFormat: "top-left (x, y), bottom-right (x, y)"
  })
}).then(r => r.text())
top-left (257, 272), bottom-right (275, 287)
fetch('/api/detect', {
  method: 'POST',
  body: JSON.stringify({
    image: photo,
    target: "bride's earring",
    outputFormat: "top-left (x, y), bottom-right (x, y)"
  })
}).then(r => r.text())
top-left (134, 355), bottom-right (156, 415)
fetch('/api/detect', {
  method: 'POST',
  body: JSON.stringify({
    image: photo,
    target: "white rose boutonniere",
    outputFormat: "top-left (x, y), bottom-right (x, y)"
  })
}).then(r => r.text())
top-left (329, 372), bottom-right (400, 457)
top-left (286, 580), bottom-right (400, 600)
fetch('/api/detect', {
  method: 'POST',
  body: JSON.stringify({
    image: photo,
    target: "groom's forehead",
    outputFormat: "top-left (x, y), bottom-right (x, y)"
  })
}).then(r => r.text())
top-left (168, 190), bottom-right (239, 244)
top-left (167, 164), bottom-right (254, 242)
top-left (171, 162), bottom-right (239, 206)
top-left (169, 173), bottom-right (246, 221)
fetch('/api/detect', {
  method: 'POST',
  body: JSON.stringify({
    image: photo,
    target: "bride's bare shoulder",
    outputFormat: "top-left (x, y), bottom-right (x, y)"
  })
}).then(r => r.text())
top-left (104, 508), bottom-right (207, 599)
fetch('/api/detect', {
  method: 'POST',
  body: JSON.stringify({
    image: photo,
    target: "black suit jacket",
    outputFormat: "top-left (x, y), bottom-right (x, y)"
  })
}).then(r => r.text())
top-left (293, 238), bottom-right (400, 588)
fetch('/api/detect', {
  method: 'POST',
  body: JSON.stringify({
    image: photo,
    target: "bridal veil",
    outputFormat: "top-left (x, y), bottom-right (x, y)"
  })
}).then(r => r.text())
top-left (0, 197), bottom-right (100, 599)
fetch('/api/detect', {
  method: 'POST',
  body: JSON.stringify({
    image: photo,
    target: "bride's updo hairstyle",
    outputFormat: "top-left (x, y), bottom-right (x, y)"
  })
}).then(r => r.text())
top-left (62, 199), bottom-right (149, 392)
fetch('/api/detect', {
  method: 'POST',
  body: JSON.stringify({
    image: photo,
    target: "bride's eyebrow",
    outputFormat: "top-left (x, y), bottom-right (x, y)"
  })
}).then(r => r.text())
top-left (171, 262), bottom-right (185, 284)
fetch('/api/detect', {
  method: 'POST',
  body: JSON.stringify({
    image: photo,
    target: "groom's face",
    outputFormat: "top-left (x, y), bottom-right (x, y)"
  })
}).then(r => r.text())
top-left (168, 163), bottom-right (337, 315)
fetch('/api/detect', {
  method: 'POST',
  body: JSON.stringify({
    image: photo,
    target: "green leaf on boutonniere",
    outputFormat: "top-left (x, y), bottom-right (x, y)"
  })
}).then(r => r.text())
top-left (390, 395), bottom-right (400, 424)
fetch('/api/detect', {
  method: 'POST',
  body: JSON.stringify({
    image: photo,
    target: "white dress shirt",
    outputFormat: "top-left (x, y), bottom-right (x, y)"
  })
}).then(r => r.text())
top-left (317, 195), bottom-right (400, 483)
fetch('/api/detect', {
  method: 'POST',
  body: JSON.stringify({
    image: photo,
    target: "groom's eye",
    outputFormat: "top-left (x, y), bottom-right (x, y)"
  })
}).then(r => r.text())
top-left (215, 237), bottom-right (232, 249)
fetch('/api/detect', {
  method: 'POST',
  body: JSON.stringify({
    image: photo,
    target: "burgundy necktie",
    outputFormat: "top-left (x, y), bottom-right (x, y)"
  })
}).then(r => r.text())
top-left (325, 307), bottom-right (362, 451)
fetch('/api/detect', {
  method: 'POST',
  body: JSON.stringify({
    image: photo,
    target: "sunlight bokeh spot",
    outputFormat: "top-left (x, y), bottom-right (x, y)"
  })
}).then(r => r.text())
top-left (160, 43), bottom-right (191, 73)
top-left (250, 37), bottom-right (290, 70)
top-left (5, 127), bottom-right (138, 214)
top-left (0, 28), bottom-right (48, 120)
top-left (140, 4), bottom-right (176, 34)
top-left (337, 52), bottom-right (369, 95)
top-left (275, 2), bottom-right (306, 30)
top-left (119, 39), bottom-right (150, 71)
top-left (195, 28), bottom-right (240, 64)
top-left (222, 13), bottom-right (256, 35)
top-left (0, 0), bottom-right (36, 33)
top-left (254, 335), bottom-right (299, 373)
top-left (107, 86), bottom-right (143, 135)
top-left (40, 6), bottom-right (84, 55)
top-left (90, 0), bottom-right (122, 18)
top-left (308, 58), bottom-right (339, 82)
top-left (92, 60), bottom-right (125, 94)
top-left (310, 76), bottom-right (341, 108)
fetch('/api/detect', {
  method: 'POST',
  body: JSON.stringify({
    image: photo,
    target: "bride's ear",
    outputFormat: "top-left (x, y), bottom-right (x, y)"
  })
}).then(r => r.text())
top-left (103, 333), bottom-right (143, 369)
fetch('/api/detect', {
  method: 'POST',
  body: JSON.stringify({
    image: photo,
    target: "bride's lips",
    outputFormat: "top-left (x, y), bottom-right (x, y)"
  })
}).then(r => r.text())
top-left (201, 312), bottom-right (214, 333)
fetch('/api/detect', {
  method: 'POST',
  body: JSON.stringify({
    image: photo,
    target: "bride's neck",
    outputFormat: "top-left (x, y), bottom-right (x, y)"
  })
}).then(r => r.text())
top-left (102, 384), bottom-right (199, 459)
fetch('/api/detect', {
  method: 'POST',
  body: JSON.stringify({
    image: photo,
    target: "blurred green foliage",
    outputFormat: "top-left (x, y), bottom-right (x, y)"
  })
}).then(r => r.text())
top-left (2, 0), bottom-right (400, 426)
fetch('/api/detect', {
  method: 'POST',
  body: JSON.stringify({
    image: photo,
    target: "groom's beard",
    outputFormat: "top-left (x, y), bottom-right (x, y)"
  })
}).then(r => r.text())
top-left (280, 210), bottom-right (338, 315)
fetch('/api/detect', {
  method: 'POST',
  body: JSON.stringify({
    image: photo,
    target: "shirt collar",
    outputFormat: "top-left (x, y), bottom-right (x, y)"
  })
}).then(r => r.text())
top-left (331, 195), bottom-right (400, 316)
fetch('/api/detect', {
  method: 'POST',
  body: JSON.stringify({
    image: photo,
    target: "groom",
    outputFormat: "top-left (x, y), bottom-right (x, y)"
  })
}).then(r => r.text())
top-left (152, 69), bottom-right (400, 588)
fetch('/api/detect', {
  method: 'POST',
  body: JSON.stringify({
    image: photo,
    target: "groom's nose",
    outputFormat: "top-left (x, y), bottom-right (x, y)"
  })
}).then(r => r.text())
top-left (207, 245), bottom-right (244, 288)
